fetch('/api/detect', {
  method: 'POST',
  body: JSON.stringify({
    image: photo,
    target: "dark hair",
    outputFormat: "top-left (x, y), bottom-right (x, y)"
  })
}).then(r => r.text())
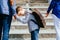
top-left (16, 6), bottom-right (21, 14)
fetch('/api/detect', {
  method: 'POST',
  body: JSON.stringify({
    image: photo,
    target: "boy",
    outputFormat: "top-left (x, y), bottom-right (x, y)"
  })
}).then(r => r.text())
top-left (16, 6), bottom-right (44, 40)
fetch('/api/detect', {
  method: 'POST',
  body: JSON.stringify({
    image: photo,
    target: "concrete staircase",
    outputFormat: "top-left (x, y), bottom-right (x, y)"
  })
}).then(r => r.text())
top-left (16, 0), bottom-right (48, 4)
top-left (9, 3), bottom-right (56, 40)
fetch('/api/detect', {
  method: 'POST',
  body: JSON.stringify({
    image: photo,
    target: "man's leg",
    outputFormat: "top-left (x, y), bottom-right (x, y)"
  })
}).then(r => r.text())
top-left (31, 29), bottom-right (39, 40)
top-left (52, 14), bottom-right (60, 40)
top-left (2, 15), bottom-right (12, 40)
top-left (0, 15), bottom-right (3, 40)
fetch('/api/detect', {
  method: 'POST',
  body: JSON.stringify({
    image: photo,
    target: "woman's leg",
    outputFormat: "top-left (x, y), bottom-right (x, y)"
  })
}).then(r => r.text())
top-left (52, 14), bottom-right (60, 40)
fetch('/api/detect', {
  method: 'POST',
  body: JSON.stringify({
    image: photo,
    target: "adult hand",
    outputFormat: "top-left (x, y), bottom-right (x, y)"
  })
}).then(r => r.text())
top-left (13, 15), bottom-right (16, 20)
top-left (45, 13), bottom-right (49, 17)
top-left (10, 0), bottom-right (14, 6)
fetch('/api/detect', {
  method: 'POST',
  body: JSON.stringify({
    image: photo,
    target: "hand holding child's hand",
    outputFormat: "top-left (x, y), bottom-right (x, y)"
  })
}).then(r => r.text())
top-left (10, 0), bottom-right (14, 6)
top-left (13, 15), bottom-right (16, 20)
top-left (45, 13), bottom-right (49, 17)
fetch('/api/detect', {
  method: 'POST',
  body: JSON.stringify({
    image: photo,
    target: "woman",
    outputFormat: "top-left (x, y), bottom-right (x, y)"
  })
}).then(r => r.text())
top-left (46, 0), bottom-right (60, 40)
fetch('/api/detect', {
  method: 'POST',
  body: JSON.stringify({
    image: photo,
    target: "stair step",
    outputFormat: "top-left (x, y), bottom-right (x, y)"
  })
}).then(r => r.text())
top-left (16, 3), bottom-right (49, 6)
top-left (30, 3), bottom-right (49, 6)
top-left (11, 21), bottom-right (54, 26)
top-left (30, 0), bottom-right (48, 3)
top-left (11, 24), bottom-right (54, 30)
top-left (11, 21), bottom-right (55, 29)
top-left (9, 29), bottom-right (56, 34)
top-left (9, 34), bottom-right (56, 38)
top-left (22, 6), bottom-right (48, 8)
top-left (9, 38), bottom-right (56, 40)
top-left (46, 22), bottom-right (54, 26)
top-left (9, 29), bottom-right (56, 38)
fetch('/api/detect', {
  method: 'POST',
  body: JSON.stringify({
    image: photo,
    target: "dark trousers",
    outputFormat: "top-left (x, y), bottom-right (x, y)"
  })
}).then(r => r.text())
top-left (0, 14), bottom-right (12, 40)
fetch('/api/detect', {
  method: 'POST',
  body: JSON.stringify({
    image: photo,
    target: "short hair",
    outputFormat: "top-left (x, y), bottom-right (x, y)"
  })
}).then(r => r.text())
top-left (16, 6), bottom-right (21, 14)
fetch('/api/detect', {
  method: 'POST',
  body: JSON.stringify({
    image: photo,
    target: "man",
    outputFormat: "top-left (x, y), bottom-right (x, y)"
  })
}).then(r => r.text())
top-left (45, 0), bottom-right (60, 40)
top-left (0, 0), bottom-right (16, 40)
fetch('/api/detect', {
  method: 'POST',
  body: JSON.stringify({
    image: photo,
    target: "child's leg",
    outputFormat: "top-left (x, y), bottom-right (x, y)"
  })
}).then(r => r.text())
top-left (31, 29), bottom-right (39, 40)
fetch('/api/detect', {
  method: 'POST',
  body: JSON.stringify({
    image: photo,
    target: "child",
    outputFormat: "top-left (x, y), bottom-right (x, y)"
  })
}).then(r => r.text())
top-left (16, 6), bottom-right (44, 40)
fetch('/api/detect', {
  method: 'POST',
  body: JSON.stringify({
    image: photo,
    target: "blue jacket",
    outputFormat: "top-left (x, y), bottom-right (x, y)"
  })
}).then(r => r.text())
top-left (47, 0), bottom-right (60, 18)
top-left (0, 0), bottom-right (16, 15)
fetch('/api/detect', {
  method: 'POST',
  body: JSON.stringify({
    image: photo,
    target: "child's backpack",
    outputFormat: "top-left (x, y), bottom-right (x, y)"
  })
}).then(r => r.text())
top-left (31, 12), bottom-right (46, 28)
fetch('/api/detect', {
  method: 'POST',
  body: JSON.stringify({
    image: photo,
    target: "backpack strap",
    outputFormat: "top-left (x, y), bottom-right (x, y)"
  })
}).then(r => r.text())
top-left (30, 19), bottom-right (40, 29)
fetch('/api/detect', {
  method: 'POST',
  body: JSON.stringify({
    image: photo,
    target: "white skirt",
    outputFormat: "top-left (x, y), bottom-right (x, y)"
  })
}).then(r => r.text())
top-left (52, 14), bottom-right (60, 40)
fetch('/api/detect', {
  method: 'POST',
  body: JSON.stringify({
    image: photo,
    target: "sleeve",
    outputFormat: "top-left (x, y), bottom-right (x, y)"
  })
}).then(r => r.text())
top-left (47, 0), bottom-right (55, 13)
top-left (10, 0), bottom-right (16, 16)
top-left (16, 13), bottom-right (30, 24)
